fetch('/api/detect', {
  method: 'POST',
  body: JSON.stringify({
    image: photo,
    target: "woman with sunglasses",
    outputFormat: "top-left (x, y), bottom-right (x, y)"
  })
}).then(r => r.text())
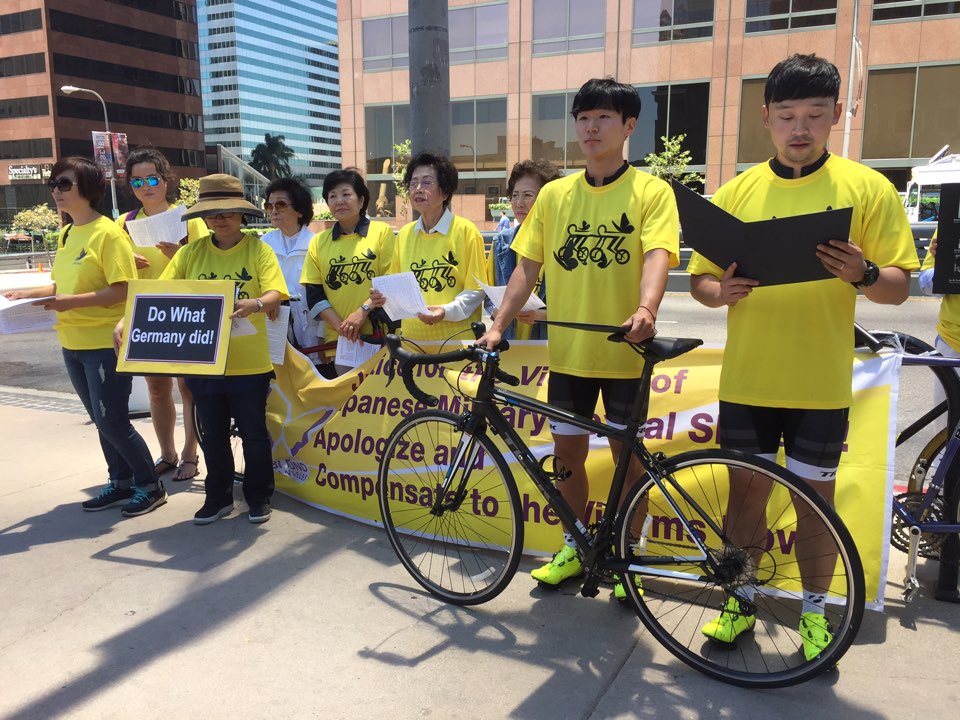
top-left (368, 152), bottom-right (485, 342)
top-left (300, 167), bottom-right (395, 377)
top-left (4, 157), bottom-right (165, 517)
top-left (118, 148), bottom-right (207, 483)
top-left (136, 174), bottom-right (288, 525)
top-left (260, 177), bottom-right (324, 369)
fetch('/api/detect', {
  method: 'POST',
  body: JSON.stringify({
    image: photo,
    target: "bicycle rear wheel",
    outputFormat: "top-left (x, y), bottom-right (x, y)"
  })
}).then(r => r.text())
top-left (378, 410), bottom-right (523, 605)
top-left (616, 449), bottom-right (865, 688)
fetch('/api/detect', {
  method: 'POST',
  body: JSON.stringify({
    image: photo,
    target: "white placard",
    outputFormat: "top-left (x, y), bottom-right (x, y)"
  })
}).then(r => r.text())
top-left (0, 296), bottom-right (55, 334)
top-left (474, 276), bottom-right (546, 312)
top-left (266, 305), bottom-right (291, 364)
top-left (230, 316), bottom-right (256, 337)
top-left (371, 272), bottom-right (429, 320)
top-left (124, 205), bottom-right (187, 247)
top-left (335, 337), bottom-right (381, 368)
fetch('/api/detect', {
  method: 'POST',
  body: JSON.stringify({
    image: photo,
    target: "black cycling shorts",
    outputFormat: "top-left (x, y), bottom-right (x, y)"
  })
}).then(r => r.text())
top-left (547, 372), bottom-right (646, 434)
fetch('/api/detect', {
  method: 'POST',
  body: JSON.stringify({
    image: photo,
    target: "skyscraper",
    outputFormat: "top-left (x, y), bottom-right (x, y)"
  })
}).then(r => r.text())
top-left (198, 0), bottom-right (341, 185)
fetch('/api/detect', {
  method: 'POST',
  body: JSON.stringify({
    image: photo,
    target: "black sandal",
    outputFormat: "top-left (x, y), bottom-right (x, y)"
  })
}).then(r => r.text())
top-left (172, 458), bottom-right (200, 482)
top-left (154, 456), bottom-right (178, 475)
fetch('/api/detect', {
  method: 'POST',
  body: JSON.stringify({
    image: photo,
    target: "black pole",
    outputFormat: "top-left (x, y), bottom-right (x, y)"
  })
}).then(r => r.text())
top-left (408, 0), bottom-right (450, 159)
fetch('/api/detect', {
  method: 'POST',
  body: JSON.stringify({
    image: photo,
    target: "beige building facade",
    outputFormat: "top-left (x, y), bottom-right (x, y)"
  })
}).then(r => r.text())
top-left (337, 0), bottom-right (959, 228)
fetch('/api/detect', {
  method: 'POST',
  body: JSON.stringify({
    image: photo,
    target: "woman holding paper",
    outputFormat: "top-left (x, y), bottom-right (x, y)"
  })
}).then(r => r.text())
top-left (119, 147), bottom-right (207, 482)
top-left (150, 173), bottom-right (288, 525)
top-left (485, 159), bottom-right (562, 340)
top-left (3, 156), bottom-right (165, 517)
top-left (300, 167), bottom-right (394, 376)
top-left (260, 177), bottom-right (324, 368)
top-left (368, 152), bottom-right (486, 342)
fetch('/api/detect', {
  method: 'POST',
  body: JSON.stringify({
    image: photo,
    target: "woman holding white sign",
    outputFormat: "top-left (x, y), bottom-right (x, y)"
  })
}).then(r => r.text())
top-left (119, 147), bottom-right (207, 483)
top-left (4, 156), bottom-right (165, 517)
top-left (156, 174), bottom-right (288, 525)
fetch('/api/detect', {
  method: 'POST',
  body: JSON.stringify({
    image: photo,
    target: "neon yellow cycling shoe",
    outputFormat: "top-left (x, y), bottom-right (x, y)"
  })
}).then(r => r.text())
top-left (799, 612), bottom-right (833, 661)
top-left (531, 545), bottom-right (582, 585)
top-left (613, 574), bottom-right (644, 601)
top-left (701, 596), bottom-right (756, 643)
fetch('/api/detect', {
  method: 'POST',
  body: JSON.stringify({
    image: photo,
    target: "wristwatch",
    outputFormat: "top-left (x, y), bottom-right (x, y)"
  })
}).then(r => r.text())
top-left (255, 298), bottom-right (264, 312)
top-left (360, 302), bottom-right (371, 312)
top-left (852, 260), bottom-right (880, 289)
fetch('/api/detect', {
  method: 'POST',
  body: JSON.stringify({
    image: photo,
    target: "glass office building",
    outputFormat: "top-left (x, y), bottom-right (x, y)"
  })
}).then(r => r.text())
top-left (199, 0), bottom-right (340, 184)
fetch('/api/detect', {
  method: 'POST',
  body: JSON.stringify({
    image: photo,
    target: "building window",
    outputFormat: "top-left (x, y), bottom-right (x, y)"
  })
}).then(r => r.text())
top-left (0, 9), bottom-right (42, 35)
top-left (49, 10), bottom-right (200, 61)
top-left (736, 78), bottom-right (770, 164)
top-left (450, 3), bottom-right (508, 64)
top-left (362, 15), bottom-right (408, 71)
top-left (633, 1), bottom-right (714, 44)
top-left (0, 96), bottom-right (49, 120)
top-left (52, 54), bottom-right (199, 96)
top-left (532, 93), bottom-right (585, 169)
top-left (0, 53), bottom-right (45, 78)
top-left (873, 0), bottom-right (960, 21)
top-left (533, 0), bottom-right (605, 56)
top-left (628, 82), bottom-right (709, 179)
top-left (861, 64), bottom-right (960, 162)
top-left (364, 104), bottom-right (410, 176)
top-left (56, 96), bottom-right (203, 133)
top-left (106, 0), bottom-right (197, 24)
top-left (0, 138), bottom-right (53, 160)
top-left (745, 1), bottom-right (837, 34)
top-left (451, 98), bottom-right (507, 172)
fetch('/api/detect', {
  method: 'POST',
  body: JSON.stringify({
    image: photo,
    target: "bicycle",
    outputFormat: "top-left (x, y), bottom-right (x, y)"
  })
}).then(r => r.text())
top-left (855, 326), bottom-right (960, 603)
top-left (377, 322), bottom-right (865, 688)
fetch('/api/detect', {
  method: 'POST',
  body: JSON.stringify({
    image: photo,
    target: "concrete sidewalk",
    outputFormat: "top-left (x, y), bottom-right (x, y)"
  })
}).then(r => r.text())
top-left (0, 392), bottom-right (958, 720)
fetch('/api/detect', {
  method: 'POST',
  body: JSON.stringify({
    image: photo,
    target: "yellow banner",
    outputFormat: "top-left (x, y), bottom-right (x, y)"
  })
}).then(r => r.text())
top-left (267, 341), bottom-right (899, 610)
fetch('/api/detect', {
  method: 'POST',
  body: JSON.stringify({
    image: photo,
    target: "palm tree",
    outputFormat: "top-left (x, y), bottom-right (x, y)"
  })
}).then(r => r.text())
top-left (249, 133), bottom-right (295, 180)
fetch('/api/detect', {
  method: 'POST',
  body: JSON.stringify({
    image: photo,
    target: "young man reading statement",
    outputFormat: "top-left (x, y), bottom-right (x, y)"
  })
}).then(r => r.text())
top-left (687, 54), bottom-right (919, 661)
top-left (479, 78), bottom-right (680, 597)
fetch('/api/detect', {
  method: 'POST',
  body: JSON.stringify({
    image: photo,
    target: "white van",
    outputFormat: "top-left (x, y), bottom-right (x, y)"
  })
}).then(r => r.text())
top-left (904, 145), bottom-right (960, 223)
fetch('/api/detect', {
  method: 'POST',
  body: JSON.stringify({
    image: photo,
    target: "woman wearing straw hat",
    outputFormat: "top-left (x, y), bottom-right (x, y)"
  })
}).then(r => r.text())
top-left (150, 174), bottom-right (288, 525)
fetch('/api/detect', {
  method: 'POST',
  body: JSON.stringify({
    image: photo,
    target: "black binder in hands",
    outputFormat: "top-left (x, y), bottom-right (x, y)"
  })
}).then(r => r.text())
top-left (673, 180), bottom-right (854, 286)
top-left (932, 184), bottom-right (960, 295)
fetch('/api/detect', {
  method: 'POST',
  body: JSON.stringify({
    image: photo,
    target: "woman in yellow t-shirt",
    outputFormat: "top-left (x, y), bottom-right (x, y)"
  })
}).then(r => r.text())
top-left (301, 167), bottom-right (395, 376)
top-left (118, 147), bottom-right (207, 483)
top-left (4, 157), bottom-right (164, 517)
top-left (368, 152), bottom-right (486, 342)
top-left (155, 174), bottom-right (288, 525)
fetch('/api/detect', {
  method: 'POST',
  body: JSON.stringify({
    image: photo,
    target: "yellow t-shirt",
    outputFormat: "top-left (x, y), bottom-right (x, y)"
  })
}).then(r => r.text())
top-left (117, 206), bottom-right (207, 280)
top-left (484, 229), bottom-right (545, 342)
top-left (390, 213), bottom-right (486, 342)
top-left (51, 216), bottom-right (139, 350)
top-left (300, 220), bottom-right (396, 342)
top-left (686, 155), bottom-right (919, 408)
top-left (511, 166), bottom-right (680, 378)
top-left (920, 232), bottom-right (959, 351)
top-left (160, 233), bottom-right (289, 375)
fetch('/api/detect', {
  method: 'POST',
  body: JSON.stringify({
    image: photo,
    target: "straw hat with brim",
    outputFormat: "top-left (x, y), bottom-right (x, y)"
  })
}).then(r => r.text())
top-left (183, 173), bottom-right (265, 219)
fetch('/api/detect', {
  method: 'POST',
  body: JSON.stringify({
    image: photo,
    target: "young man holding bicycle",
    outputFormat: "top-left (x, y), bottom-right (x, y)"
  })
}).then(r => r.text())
top-left (479, 78), bottom-right (679, 595)
top-left (687, 54), bottom-right (919, 661)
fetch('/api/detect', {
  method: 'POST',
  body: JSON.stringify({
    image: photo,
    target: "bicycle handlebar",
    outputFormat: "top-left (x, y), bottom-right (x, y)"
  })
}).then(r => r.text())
top-left (383, 333), bottom-right (519, 407)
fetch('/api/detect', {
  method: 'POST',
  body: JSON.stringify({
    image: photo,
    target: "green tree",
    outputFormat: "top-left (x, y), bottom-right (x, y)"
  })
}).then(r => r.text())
top-left (12, 204), bottom-right (59, 235)
top-left (178, 177), bottom-right (200, 208)
top-left (249, 133), bottom-right (295, 180)
top-left (643, 134), bottom-right (704, 189)
top-left (391, 139), bottom-right (411, 217)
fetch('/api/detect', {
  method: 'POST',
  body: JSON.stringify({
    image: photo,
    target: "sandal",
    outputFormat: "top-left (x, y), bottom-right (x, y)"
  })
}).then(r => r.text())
top-left (154, 456), bottom-right (178, 475)
top-left (172, 458), bottom-right (200, 482)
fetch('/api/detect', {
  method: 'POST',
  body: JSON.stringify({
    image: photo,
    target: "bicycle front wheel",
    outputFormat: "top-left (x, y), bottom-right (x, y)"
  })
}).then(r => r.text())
top-left (377, 410), bottom-right (523, 605)
top-left (616, 449), bottom-right (865, 688)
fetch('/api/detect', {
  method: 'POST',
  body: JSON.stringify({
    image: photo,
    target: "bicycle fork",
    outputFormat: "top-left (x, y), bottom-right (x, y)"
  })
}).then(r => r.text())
top-left (430, 420), bottom-right (484, 516)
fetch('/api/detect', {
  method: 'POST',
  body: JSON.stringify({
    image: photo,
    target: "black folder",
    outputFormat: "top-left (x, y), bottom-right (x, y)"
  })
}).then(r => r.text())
top-left (932, 184), bottom-right (960, 295)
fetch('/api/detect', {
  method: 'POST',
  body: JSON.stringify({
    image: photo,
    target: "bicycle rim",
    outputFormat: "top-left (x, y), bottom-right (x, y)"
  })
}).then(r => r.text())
top-left (378, 410), bottom-right (523, 605)
top-left (616, 449), bottom-right (865, 688)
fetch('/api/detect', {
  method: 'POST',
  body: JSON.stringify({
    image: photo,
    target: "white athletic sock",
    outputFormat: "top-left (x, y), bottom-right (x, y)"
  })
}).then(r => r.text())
top-left (802, 590), bottom-right (826, 616)
top-left (563, 532), bottom-right (576, 550)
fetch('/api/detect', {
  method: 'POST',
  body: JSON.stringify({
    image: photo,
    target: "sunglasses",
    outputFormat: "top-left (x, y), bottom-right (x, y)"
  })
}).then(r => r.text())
top-left (206, 212), bottom-right (239, 220)
top-left (265, 200), bottom-right (291, 212)
top-left (47, 177), bottom-right (75, 192)
top-left (130, 176), bottom-right (162, 189)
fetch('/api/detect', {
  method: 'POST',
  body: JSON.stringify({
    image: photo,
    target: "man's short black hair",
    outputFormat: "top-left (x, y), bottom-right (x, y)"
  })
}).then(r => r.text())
top-left (764, 54), bottom-right (841, 106)
top-left (570, 78), bottom-right (641, 122)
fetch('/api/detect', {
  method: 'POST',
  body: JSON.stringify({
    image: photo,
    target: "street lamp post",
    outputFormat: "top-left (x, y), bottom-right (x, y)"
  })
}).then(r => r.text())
top-left (459, 143), bottom-right (476, 173)
top-left (60, 85), bottom-right (119, 219)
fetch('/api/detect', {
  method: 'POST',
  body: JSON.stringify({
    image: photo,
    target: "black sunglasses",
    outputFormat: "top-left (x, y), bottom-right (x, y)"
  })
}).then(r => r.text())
top-left (47, 177), bottom-right (75, 192)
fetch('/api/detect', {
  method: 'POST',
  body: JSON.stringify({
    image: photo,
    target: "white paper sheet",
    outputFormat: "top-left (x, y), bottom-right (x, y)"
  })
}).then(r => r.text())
top-left (371, 272), bottom-right (428, 321)
top-left (475, 276), bottom-right (546, 313)
top-left (265, 305), bottom-right (291, 364)
top-left (124, 205), bottom-right (188, 247)
top-left (0, 296), bottom-right (56, 334)
top-left (335, 337), bottom-right (381, 368)
top-left (230, 316), bottom-right (256, 337)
